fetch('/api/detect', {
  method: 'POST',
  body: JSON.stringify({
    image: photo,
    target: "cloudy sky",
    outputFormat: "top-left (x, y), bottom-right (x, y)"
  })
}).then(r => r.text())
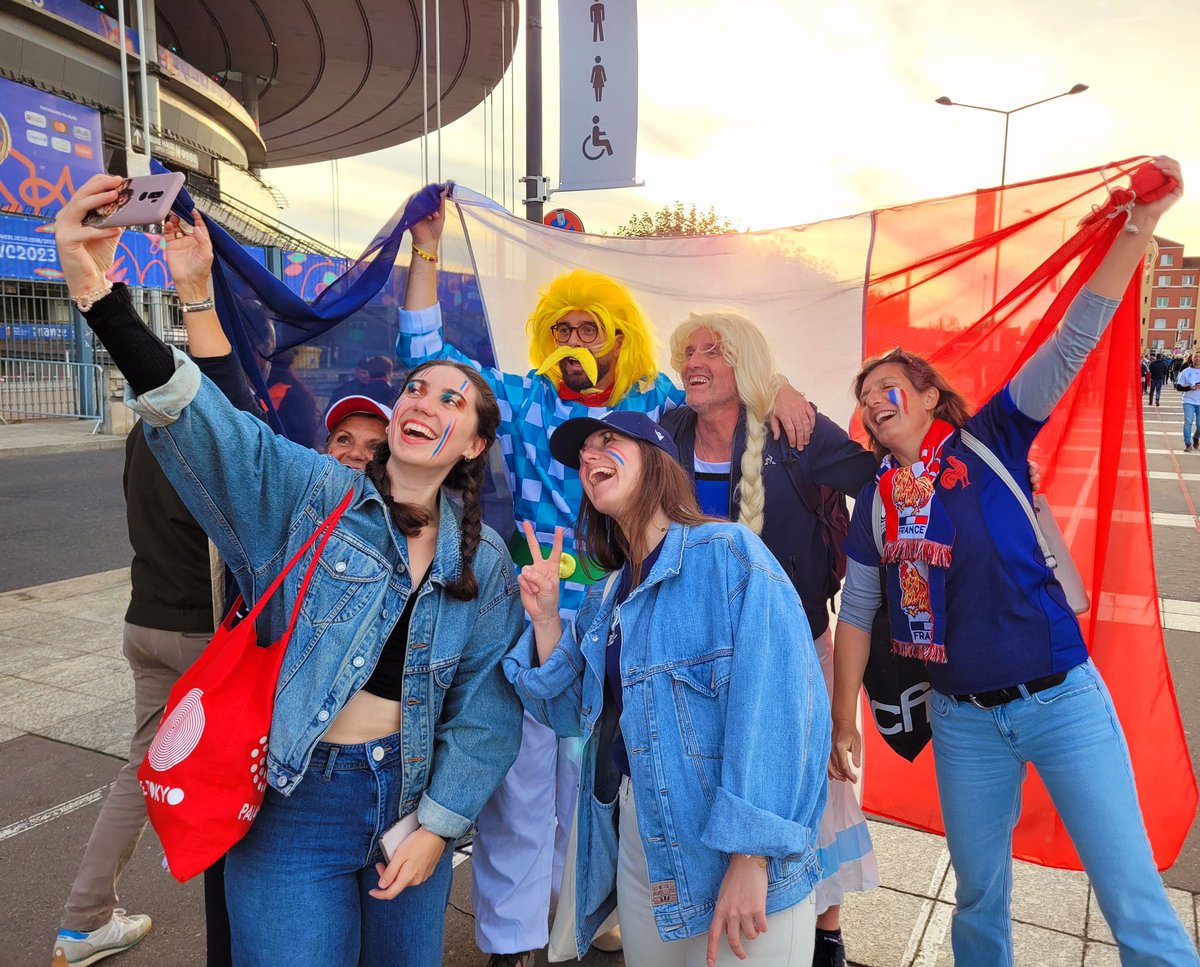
top-left (264, 0), bottom-right (1199, 254)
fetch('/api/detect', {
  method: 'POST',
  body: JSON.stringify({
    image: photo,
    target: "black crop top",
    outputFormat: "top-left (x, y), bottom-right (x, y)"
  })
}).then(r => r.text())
top-left (362, 573), bottom-right (428, 701)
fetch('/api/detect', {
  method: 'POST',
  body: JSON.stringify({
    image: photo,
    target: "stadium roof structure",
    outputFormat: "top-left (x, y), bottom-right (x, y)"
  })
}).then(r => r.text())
top-left (155, 0), bottom-right (518, 166)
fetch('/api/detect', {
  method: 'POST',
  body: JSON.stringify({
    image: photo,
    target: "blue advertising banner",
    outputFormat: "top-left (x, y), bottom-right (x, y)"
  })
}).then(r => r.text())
top-left (0, 212), bottom-right (269, 288)
top-left (22, 0), bottom-right (140, 53)
top-left (0, 78), bottom-right (104, 216)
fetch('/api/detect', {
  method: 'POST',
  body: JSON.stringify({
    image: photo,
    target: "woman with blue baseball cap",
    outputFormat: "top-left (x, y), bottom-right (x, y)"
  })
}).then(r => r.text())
top-left (504, 411), bottom-right (831, 966)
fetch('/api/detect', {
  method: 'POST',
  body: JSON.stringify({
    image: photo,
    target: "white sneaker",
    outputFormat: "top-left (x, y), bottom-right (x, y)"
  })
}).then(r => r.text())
top-left (52, 910), bottom-right (152, 966)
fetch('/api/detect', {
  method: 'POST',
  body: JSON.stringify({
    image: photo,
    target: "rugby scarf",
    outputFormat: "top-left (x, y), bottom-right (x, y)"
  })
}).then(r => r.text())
top-left (877, 418), bottom-right (957, 664)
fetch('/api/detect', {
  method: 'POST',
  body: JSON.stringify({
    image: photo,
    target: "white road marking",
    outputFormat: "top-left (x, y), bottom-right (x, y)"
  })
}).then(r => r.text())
top-left (452, 842), bottom-right (473, 868)
top-left (1162, 599), bottom-right (1200, 634)
top-left (0, 786), bottom-right (107, 843)
top-left (1153, 512), bottom-right (1200, 528)
top-left (903, 848), bottom-right (952, 965)
top-left (1148, 471), bottom-right (1200, 481)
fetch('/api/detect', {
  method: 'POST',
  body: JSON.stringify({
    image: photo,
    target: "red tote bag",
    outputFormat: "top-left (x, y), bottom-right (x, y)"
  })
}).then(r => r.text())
top-left (138, 488), bottom-right (354, 882)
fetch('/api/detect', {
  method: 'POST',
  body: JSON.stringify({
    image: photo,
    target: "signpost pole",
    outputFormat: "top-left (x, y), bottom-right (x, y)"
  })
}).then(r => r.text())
top-left (524, 0), bottom-right (543, 222)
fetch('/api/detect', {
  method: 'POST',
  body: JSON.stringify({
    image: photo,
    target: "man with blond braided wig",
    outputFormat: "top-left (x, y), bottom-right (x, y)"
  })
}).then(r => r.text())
top-left (660, 311), bottom-right (879, 967)
top-left (397, 193), bottom-right (815, 966)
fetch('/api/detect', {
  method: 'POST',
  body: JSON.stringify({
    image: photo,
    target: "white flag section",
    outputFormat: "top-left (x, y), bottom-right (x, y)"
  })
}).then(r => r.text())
top-left (558, 0), bottom-right (640, 192)
top-left (449, 187), bottom-right (872, 425)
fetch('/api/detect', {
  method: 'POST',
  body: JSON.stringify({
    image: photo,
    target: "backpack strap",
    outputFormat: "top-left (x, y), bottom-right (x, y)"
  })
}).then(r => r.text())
top-left (958, 430), bottom-right (1057, 569)
top-left (871, 486), bottom-right (884, 558)
top-left (600, 570), bottom-right (620, 604)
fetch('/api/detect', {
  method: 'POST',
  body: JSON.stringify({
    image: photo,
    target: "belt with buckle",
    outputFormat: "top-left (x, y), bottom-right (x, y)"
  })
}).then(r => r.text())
top-left (955, 672), bottom-right (1067, 709)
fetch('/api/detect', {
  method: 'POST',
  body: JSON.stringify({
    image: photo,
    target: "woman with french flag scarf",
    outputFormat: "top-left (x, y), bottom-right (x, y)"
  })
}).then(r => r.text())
top-left (829, 157), bottom-right (1198, 966)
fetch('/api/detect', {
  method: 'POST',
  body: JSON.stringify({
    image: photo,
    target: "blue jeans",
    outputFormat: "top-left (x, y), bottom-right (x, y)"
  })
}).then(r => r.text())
top-left (929, 661), bottom-right (1198, 967)
top-left (1149, 378), bottom-right (1165, 404)
top-left (224, 733), bottom-right (454, 967)
top-left (1184, 402), bottom-right (1200, 448)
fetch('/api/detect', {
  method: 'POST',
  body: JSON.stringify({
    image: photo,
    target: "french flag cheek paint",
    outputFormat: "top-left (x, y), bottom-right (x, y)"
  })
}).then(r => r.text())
top-left (605, 447), bottom-right (626, 465)
top-left (888, 388), bottom-right (909, 414)
top-left (431, 419), bottom-right (456, 459)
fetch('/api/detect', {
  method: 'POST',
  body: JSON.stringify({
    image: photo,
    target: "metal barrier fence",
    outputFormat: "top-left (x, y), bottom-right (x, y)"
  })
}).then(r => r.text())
top-left (0, 357), bottom-right (106, 432)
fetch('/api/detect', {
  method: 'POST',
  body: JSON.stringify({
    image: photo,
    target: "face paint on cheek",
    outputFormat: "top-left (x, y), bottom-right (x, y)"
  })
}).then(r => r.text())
top-left (430, 418), bottom-right (456, 459)
top-left (888, 388), bottom-right (909, 414)
top-left (605, 447), bottom-right (626, 466)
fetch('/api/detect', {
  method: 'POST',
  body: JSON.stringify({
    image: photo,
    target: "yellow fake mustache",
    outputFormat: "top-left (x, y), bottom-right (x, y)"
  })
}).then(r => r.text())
top-left (536, 345), bottom-right (598, 385)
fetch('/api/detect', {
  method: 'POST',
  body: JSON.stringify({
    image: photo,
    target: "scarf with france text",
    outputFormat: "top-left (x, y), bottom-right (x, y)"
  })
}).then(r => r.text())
top-left (876, 419), bottom-right (957, 664)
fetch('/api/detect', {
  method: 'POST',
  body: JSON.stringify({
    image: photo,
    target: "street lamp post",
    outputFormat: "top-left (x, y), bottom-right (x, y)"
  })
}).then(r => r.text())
top-left (935, 84), bottom-right (1088, 185)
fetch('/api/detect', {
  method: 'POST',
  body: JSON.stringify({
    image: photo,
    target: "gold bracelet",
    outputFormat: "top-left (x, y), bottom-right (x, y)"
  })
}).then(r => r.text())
top-left (741, 854), bottom-right (768, 869)
top-left (412, 244), bottom-right (439, 264)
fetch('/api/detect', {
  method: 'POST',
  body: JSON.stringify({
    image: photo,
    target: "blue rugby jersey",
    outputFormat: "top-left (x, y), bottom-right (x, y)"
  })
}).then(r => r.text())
top-left (397, 303), bottom-right (682, 614)
top-left (843, 386), bottom-right (1088, 695)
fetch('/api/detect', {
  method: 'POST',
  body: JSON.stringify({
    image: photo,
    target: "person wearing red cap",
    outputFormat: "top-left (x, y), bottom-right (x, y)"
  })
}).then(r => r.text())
top-left (323, 395), bottom-right (392, 470)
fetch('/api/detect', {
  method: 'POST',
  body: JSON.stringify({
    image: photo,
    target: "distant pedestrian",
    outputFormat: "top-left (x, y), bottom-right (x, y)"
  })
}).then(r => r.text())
top-left (1141, 354), bottom-right (1151, 395)
top-left (329, 354), bottom-right (399, 407)
top-left (1178, 351), bottom-right (1200, 452)
top-left (1148, 353), bottom-right (1171, 406)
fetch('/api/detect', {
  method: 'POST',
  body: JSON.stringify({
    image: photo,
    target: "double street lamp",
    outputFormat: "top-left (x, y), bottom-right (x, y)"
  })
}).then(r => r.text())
top-left (935, 83), bottom-right (1089, 185)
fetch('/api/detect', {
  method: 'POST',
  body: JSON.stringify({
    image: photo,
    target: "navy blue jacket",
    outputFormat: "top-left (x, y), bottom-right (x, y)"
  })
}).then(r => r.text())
top-left (661, 405), bottom-right (875, 638)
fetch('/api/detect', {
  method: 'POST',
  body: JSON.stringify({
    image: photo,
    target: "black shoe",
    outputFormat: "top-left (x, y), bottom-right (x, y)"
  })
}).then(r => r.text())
top-left (486, 954), bottom-right (534, 967)
top-left (813, 930), bottom-right (847, 967)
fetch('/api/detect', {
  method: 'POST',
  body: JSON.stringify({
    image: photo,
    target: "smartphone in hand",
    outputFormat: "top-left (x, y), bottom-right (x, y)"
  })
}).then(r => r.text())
top-left (83, 172), bottom-right (186, 228)
top-left (379, 811), bottom-right (420, 864)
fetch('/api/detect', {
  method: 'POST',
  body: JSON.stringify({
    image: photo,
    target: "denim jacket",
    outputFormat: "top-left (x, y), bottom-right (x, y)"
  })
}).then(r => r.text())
top-left (504, 521), bottom-right (830, 951)
top-left (125, 349), bottom-right (524, 839)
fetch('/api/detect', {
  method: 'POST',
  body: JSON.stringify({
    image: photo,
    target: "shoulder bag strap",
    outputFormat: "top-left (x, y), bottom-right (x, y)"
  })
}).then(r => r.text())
top-left (871, 486), bottom-right (884, 558)
top-left (242, 486), bottom-right (357, 633)
top-left (958, 430), bottom-right (1056, 569)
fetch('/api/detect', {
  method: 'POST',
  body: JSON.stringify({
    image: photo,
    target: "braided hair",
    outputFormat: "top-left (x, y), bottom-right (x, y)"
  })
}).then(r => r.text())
top-left (669, 311), bottom-right (779, 535)
top-left (366, 360), bottom-right (500, 601)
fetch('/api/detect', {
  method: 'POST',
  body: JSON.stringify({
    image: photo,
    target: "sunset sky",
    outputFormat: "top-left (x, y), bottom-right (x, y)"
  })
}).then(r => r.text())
top-left (265, 0), bottom-right (1199, 255)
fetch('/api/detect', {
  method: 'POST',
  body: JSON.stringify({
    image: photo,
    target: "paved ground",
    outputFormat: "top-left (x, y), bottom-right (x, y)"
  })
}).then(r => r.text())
top-left (1, 396), bottom-right (1199, 965)
top-left (0, 447), bottom-right (128, 592)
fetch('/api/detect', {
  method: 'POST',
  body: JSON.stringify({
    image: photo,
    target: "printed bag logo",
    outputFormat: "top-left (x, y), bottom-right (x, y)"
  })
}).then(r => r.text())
top-left (147, 688), bottom-right (206, 771)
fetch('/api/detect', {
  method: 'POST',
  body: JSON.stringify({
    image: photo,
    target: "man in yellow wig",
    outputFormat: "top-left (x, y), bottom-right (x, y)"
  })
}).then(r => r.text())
top-left (396, 194), bottom-right (812, 967)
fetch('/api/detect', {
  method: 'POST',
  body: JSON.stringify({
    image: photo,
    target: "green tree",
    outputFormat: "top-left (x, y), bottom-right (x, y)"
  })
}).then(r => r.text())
top-left (612, 201), bottom-right (741, 237)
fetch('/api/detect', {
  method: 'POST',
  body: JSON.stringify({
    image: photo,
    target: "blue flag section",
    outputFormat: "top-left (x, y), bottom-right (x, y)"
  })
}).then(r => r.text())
top-left (163, 166), bottom-right (492, 444)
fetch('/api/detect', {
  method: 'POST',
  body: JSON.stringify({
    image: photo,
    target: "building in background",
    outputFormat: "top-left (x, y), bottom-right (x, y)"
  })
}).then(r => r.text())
top-left (0, 0), bottom-right (515, 424)
top-left (1144, 237), bottom-right (1199, 355)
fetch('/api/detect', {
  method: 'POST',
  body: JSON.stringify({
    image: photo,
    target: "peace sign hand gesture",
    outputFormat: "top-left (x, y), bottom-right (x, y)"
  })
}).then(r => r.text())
top-left (517, 521), bottom-right (564, 626)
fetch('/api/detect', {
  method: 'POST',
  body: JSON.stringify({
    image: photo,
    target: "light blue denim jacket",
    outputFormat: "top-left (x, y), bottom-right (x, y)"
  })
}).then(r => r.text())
top-left (125, 349), bottom-right (524, 838)
top-left (504, 521), bottom-right (830, 951)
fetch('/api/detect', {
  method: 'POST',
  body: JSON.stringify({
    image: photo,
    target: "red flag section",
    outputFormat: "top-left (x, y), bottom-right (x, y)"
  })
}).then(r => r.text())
top-left (856, 157), bottom-right (1196, 870)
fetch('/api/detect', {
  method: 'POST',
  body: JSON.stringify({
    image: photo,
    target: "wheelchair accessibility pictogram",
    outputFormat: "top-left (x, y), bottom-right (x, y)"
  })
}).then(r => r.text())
top-left (582, 115), bottom-right (613, 160)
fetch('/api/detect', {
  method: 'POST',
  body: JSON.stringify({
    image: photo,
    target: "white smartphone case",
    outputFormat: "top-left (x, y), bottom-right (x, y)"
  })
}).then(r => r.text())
top-left (379, 811), bottom-right (420, 863)
top-left (83, 172), bottom-right (186, 228)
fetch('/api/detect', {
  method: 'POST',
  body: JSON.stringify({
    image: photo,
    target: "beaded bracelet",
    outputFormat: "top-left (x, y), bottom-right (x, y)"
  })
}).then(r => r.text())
top-left (412, 244), bottom-right (439, 265)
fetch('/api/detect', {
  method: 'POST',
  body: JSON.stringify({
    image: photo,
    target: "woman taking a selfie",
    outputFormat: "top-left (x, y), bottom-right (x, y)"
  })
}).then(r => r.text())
top-left (506, 410), bottom-right (830, 967)
top-left (829, 157), bottom-right (1197, 965)
top-left (54, 173), bottom-right (524, 967)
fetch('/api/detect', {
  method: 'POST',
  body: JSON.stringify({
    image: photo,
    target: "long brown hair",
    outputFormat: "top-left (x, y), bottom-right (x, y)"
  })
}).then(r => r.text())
top-left (576, 440), bottom-right (713, 583)
top-left (366, 359), bottom-right (500, 601)
top-left (852, 349), bottom-right (973, 460)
